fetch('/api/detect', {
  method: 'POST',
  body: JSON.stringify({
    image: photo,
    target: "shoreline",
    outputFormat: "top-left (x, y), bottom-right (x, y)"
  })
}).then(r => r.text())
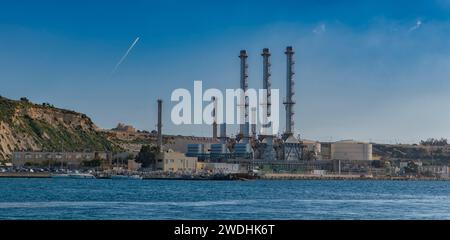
top-left (260, 173), bottom-right (449, 181)
top-left (0, 172), bottom-right (448, 181)
top-left (0, 172), bottom-right (50, 178)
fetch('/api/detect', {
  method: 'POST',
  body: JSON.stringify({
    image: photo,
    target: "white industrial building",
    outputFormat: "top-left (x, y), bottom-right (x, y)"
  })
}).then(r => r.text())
top-left (330, 140), bottom-right (372, 161)
top-left (421, 165), bottom-right (449, 179)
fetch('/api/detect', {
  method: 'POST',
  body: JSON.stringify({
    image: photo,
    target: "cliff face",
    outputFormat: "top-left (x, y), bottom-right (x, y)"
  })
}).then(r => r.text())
top-left (0, 97), bottom-right (119, 161)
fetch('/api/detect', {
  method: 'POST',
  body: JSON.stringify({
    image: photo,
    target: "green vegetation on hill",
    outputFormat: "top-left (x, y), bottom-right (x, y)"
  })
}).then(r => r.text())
top-left (0, 96), bottom-right (122, 160)
top-left (20, 115), bottom-right (117, 152)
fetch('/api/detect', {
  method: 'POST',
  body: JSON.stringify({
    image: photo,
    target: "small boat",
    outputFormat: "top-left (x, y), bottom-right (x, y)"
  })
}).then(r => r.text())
top-left (51, 172), bottom-right (96, 179)
top-left (95, 174), bottom-right (112, 179)
top-left (51, 173), bottom-right (71, 178)
top-left (111, 174), bottom-right (142, 180)
top-left (69, 173), bottom-right (96, 179)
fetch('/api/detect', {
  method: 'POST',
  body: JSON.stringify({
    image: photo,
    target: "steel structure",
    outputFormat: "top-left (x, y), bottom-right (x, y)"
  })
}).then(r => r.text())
top-left (284, 46), bottom-right (295, 136)
top-left (283, 46), bottom-right (302, 161)
top-left (260, 48), bottom-right (276, 160)
top-left (239, 50), bottom-right (250, 144)
top-left (212, 97), bottom-right (218, 141)
top-left (157, 99), bottom-right (163, 152)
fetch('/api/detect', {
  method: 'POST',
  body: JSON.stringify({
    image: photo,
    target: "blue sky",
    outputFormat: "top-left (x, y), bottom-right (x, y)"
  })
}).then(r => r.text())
top-left (1, 0), bottom-right (450, 143)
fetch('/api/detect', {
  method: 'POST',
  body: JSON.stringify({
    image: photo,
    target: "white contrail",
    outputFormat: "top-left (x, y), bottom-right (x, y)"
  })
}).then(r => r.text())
top-left (313, 23), bottom-right (326, 34)
top-left (409, 20), bottom-right (422, 32)
top-left (112, 37), bottom-right (140, 73)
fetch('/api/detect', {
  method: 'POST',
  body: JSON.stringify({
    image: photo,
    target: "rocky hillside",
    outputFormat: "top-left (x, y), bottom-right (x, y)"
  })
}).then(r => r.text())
top-left (373, 143), bottom-right (450, 165)
top-left (0, 96), bottom-right (120, 161)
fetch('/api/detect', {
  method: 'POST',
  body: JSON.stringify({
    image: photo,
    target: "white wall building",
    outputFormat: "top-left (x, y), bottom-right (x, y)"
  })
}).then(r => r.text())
top-left (156, 151), bottom-right (198, 173)
top-left (421, 165), bottom-right (449, 178)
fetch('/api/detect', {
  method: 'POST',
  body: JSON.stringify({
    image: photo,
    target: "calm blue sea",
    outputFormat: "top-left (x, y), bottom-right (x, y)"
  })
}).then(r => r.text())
top-left (0, 179), bottom-right (449, 220)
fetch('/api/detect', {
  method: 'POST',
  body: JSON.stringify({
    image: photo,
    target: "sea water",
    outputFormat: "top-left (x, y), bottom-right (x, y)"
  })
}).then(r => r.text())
top-left (0, 179), bottom-right (449, 219)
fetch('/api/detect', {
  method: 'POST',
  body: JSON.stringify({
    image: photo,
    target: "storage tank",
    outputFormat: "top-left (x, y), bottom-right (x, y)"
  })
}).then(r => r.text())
top-left (234, 143), bottom-right (252, 158)
top-left (211, 144), bottom-right (228, 154)
top-left (186, 144), bottom-right (204, 157)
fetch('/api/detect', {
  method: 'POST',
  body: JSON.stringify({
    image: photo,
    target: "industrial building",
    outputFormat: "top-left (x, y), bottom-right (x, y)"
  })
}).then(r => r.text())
top-left (320, 142), bottom-right (332, 160)
top-left (302, 139), bottom-right (321, 160)
top-left (330, 140), bottom-right (372, 161)
top-left (155, 151), bottom-right (198, 173)
top-left (153, 100), bottom-right (239, 174)
top-left (12, 151), bottom-right (112, 168)
top-left (420, 165), bottom-right (449, 179)
top-left (154, 46), bottom-right (374, 175)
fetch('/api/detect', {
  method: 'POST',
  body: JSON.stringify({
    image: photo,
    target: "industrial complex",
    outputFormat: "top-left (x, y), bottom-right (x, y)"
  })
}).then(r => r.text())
top-left (5, 46), bottom-right (449, 180)
top-left (142, 46), bottom-right (375, 177)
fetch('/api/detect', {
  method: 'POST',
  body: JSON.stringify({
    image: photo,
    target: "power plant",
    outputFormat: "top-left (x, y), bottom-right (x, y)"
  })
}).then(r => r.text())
top-left (149, 60), bottom-right (374, 174)
top-left (7, 45), bottom-right (374, 178)
top-left (185, 46), bottom-right (308, 162)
